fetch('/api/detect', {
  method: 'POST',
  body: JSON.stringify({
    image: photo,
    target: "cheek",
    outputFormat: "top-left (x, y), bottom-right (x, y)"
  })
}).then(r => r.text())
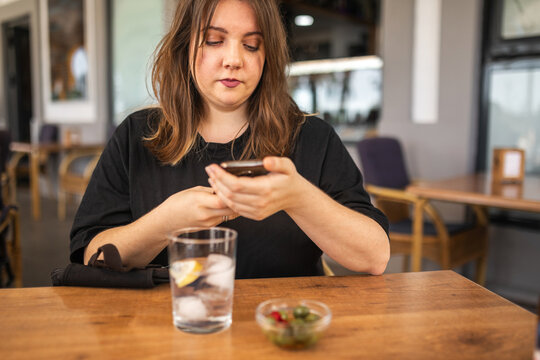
top-left (251, 55), bottom-right (265, 79)
top-left (194, 53), bottom-right (214, 87)
top-left (195, 49), bottom-right (220, 72)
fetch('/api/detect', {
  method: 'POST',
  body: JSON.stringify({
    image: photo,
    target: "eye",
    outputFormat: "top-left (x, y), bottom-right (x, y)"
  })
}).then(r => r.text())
top-left (244, 44), bottom-right (259, 52)
top-left (206, 40), bottom-right (222, 46)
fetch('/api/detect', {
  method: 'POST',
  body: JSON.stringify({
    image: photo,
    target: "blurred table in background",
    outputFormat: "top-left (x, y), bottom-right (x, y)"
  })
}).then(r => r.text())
top-left (406, 174), bottom-right (540, 271)
top-left (407, 174), bottom-right (540, 212)
top-left (8, 142), bottom-right (103, 220)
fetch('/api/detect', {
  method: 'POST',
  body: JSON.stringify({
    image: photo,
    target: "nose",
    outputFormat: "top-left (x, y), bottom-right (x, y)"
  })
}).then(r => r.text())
top-left (223, 42), bottom-right (243, 69)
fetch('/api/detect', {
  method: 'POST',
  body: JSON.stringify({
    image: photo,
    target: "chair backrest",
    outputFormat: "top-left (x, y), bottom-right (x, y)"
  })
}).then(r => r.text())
top-left (39, 125), bottom-right (59, 144)
top-left (357, 136), bottom-right (412, 222)
top-left (357, 137), bottom-right (411, 189)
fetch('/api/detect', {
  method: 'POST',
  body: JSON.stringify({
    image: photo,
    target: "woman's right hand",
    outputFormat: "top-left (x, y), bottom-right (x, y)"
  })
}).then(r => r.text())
top-left (159, 186), bottom-right (238, 231)
top-left (85, 186), bottom-right (236, 268)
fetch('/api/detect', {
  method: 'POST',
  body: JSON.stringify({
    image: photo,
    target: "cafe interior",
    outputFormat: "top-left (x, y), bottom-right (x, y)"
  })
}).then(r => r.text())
top-left (0, 0), bottom-right (539, 358)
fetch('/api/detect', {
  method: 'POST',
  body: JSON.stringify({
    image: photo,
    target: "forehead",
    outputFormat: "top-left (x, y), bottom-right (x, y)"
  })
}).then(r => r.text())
top-left (209, 0), bottom-right (260, 32)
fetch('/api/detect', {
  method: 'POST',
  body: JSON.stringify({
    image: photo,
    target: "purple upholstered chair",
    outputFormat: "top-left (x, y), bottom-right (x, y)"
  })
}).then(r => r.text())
top-left (38, 124), bottom-right (59, 144)
top-left (357, 137), bottom-right (489, 284)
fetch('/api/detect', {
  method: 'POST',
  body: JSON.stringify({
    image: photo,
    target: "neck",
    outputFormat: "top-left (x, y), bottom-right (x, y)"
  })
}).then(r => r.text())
top-left (199, 105), bottom-right (249, 143)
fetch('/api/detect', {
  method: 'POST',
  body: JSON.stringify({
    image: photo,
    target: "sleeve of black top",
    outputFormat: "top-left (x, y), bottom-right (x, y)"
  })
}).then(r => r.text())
top-left (317, 126), bottom-right (389, 236)
top-left (69, 119), bottom-right (133, 264)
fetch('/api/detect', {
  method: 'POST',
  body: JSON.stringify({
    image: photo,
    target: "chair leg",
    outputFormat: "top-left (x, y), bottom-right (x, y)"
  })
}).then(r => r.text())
top-left (8, 160), bottom-right (18, 203)
top-left (475, 226), bottom-right (489, 286)
top-left (475, 255), bottom-right (487, 286)
top-left (322, 257), bottom-right (335, 276)
top-left (10, 212), bottom-right (22, 288)
top-left (402, 255), bottom-right (410, 272)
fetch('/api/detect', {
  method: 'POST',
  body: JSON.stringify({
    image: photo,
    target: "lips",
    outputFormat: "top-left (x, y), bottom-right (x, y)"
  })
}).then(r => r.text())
top-left (220, 79), bottom-right (241, 88)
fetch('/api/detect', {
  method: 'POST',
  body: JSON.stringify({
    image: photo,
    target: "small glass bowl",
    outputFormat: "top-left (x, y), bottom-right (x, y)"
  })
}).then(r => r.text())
top-left (255, 299), bottom-right (332, 350)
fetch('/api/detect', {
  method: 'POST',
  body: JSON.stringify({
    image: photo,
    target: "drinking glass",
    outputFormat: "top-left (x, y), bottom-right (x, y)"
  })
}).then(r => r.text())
top-left (168, 227), bottom-right (237, 334)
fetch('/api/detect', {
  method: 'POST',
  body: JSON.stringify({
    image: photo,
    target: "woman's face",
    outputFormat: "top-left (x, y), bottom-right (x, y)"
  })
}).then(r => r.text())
top-left (193, 0), bottom-right (265, 113)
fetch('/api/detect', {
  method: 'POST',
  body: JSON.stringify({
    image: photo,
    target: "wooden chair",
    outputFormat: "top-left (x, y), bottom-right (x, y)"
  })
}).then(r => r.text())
top-left (322, 257), bottom-right (335, 276)
top-left (0, 204), bottom-right (21, 288)
top-left (357, 137), bottom-right (488, 284)
top-left (0, 134), bottom-right (21, 288)
top-left (8, 124), bottom-right (59, 201)
top-left (57, 148), bottom-right (102, 220)
top-left (0, 130), bottom-right (15, 204)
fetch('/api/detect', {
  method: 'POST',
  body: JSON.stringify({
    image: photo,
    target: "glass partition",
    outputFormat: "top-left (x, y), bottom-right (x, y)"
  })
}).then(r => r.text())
top-left (111, 0), bottom-right (164, 125)
top-left (288, 56), bottom-right (382, 143)
top-left (486, 60), bottom-right (540, 174)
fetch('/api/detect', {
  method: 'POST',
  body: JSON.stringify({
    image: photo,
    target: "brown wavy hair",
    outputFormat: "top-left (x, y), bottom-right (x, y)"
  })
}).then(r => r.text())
top-left (145, 0), bottom-right (305, 165)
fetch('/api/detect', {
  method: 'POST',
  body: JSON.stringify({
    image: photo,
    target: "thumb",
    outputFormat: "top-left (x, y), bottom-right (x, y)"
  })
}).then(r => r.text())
top-left (263, 156), bottom-right (295, 174)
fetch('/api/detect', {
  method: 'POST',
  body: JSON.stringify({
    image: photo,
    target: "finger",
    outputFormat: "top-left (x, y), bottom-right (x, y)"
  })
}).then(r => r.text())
top-left (193, 186), bottom-right (215, 193)
top-left (215, 213), bottom-right (240, 223)
top-left (208, 177), bottom-right (237, 209)
top-left (263, 156), bottom-right (295, 175)
top-left (208, 175), bottom-right (265, 209)
top-left (206, 164), bottom-right (265, 195)
top-left (213, 182), bottom-right (261, 207)
top-left (198, 189), bottom-right (231, 209)
top-left (207, 207), bottom-right (237, 217)
top-left (207, 180), bottom-right (257, 213)
top-left (224, 203), bottom-right (265, 221)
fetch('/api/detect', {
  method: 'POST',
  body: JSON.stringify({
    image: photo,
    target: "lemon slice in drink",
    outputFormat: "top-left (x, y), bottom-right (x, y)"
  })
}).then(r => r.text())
top-left (170, 259), bottom-right (203, 288)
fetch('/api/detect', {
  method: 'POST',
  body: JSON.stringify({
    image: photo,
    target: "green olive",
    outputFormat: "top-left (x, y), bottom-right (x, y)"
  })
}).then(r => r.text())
top-left (293, 305), bottom-right (310, 319)
top-left (304, 313), bottom-right (320, 322)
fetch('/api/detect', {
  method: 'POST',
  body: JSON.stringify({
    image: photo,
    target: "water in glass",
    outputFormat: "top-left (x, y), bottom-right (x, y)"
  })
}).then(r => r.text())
top-left (169, 253), bottom-right (235, 333)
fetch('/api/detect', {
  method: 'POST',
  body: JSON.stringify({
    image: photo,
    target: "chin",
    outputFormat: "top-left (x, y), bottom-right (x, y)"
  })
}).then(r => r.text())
top-left (217, 99), bottom-right (248, 109)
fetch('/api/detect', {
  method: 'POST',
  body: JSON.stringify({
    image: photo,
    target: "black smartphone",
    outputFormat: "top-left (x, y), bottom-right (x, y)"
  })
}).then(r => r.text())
top-left (220, 160), bottom-right (269, 177)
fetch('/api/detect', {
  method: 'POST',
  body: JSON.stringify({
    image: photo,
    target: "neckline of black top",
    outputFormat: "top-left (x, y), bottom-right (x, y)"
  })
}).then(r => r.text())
top-left (193, 126), bottom-right (251, 160)
top-left (196, 126), bottom-right (251, 149)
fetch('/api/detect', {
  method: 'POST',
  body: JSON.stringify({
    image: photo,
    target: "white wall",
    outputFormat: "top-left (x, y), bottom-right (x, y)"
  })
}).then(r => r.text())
top-left (380, 0), bottom-right (482, 180)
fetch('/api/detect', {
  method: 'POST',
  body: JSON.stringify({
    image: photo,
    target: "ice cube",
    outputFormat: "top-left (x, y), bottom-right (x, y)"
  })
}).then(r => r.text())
top-left (205, 254), bottom-right (233, 273)
top-left (206, 266), bottom-right (235, 290)
top-left (175, 296), bottom-right (207, 320)
top-left (204, 254), bottom-right (234, 290)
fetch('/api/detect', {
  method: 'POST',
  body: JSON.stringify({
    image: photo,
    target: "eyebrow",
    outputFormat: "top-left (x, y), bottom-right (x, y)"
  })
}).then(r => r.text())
top-left (205, 26), bottom-right (262, 37)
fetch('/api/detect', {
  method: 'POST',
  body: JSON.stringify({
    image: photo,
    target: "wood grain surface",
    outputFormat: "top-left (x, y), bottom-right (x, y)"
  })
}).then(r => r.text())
top-left (407, 174), bottom-right (540, 212)
top-left (0, 271), bottom-right (536, 359)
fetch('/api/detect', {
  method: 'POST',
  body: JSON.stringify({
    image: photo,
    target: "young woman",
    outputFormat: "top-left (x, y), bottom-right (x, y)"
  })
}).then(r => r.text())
top-left (70, 0), bottom-right (390, 278)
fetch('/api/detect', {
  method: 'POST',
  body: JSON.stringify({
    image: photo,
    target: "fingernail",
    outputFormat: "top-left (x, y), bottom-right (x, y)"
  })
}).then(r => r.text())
top-left (205, 166), bottom-right (214, 176)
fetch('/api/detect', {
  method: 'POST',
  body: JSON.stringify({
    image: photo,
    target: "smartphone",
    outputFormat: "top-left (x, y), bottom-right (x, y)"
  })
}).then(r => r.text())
top-left (220, 160), bottom-right (269, 177)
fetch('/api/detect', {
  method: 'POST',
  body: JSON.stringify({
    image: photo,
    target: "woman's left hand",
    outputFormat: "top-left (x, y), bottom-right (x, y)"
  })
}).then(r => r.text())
top-left (205, 157), bottom-right (305, 221)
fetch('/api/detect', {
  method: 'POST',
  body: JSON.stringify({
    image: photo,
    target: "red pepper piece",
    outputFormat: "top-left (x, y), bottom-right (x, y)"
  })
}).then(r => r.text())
top-left (269, 311), bottom-right (282, 322)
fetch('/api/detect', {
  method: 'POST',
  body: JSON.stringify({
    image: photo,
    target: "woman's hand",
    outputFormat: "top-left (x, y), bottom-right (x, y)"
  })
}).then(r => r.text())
top-left (84, 186), bottom-right (238, 267)
top-left (205, 157), bottom-right (306, 221)
top-left (160, 186), bottom-right (238, 230)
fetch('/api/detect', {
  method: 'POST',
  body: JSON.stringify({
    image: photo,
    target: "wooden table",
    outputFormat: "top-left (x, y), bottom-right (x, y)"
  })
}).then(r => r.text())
top-left (406, 174), bottom-right (540, 272)
top-left (407, 174), bottom-right (540, 212)
top-left (8, 142), bottom-right (103, 219)
top-left (0, 271), bottom-right (536, 359)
